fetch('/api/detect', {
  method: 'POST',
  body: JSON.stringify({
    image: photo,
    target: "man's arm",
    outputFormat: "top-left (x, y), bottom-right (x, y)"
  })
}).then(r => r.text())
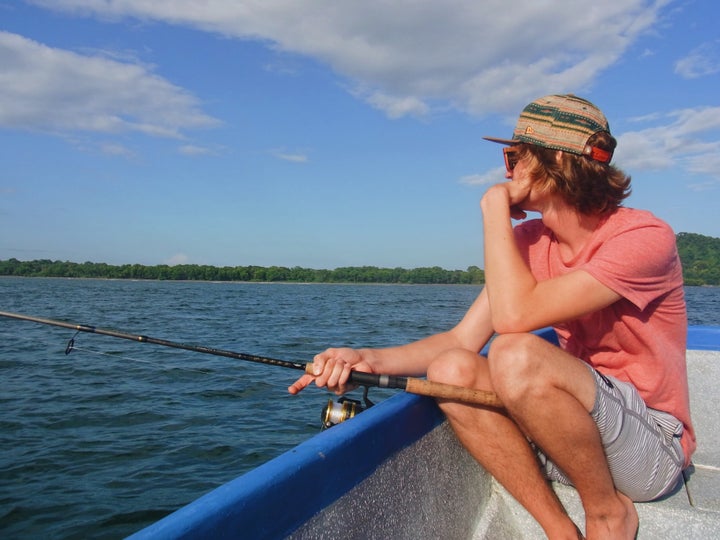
top-left (481, 184), bottom-right (621, 333)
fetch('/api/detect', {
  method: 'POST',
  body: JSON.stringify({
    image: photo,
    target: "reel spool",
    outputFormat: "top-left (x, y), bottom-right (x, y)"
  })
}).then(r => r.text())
top-left (320, 387), bottom-right (374, 430)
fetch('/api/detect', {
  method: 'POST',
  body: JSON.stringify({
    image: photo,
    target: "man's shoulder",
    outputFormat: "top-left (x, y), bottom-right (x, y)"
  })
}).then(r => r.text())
top-left (599, 208), bottom-right (677, 247)
top-left (608, 207), bottom-right (674, 232)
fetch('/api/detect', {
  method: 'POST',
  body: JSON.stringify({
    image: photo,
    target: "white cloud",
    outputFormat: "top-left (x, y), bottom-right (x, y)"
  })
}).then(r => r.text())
top-left (362, 91), bottom-right (430, 119)
top-left (675, 40), bottom-right (720, 79)
top-left (0, 31), bottom-right (219, 137)
top-left (28, 0), bottom-right (670, 118)
top-left (272, 151), bottom-right (309, 163)
top-left (460, 168), bottom-right (506, 186)
top-left (614, 106), bottom-right (720, 182)
top-left (179, 144), bottom-right (216, 156)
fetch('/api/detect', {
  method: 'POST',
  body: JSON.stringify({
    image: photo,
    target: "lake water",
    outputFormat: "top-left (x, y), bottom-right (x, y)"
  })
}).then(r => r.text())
top-left (1, 277), bottom-right (718, 539)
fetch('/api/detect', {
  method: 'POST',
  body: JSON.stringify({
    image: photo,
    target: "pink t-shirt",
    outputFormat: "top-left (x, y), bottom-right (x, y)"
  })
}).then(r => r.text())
top-left (514, 207), bottom-right (695, 464)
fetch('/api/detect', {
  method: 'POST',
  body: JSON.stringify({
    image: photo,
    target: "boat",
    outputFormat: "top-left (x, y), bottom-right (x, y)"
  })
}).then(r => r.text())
top-left (127, 326), bottom-right (720, 539)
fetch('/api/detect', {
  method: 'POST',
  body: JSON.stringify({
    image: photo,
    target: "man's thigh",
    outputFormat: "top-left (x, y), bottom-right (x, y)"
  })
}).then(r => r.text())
top-left (538, 365), bottom-right (685, 501)
top-left (488, 333), bottom-right (597, 411)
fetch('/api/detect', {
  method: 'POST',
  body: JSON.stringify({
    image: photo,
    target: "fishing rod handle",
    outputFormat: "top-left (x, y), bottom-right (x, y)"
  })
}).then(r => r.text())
top-left (304, 363), bottom-right (502, 408)
top-left (404, 378), bottom-right (503, 408)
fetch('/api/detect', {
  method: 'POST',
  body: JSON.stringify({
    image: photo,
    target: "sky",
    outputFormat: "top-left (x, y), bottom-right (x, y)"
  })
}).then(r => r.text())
top-left (0, 0), bottom-right (718, 271)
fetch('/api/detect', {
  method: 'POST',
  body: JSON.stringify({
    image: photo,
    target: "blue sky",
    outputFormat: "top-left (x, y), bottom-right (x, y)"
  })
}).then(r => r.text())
top-left (1, 0), bottom-right (718, 270)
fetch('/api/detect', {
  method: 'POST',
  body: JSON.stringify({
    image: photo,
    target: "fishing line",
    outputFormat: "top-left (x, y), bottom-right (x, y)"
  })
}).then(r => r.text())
top-left (65, 342), bottom-right (221, 378)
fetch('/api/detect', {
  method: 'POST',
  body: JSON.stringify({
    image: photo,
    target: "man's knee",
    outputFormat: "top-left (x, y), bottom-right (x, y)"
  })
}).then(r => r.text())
top-left (427, 348), bottom-right (482, 388)
top-left (488, 333), bottom-right (546, 400)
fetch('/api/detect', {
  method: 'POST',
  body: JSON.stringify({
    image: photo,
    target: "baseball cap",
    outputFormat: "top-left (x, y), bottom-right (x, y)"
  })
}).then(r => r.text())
top-left (484, 94), bottom-right (613, 163)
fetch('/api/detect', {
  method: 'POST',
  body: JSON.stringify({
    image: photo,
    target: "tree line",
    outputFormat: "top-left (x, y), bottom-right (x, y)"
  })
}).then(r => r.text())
top-left (1, 232), bottom-right (718, 285)
top-left (0, 259), bottom-right (486, 285)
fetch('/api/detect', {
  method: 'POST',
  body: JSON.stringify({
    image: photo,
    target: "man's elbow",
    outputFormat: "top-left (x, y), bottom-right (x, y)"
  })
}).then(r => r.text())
top-left (491, 310), bottom-right (533, 334)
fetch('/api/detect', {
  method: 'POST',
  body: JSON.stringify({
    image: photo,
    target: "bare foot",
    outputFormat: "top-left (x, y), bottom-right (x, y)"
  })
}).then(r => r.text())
top-left (584, 490), bottom-right (638, 540)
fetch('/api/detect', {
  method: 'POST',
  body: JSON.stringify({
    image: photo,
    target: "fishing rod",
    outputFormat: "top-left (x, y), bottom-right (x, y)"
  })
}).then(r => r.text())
top-left (0, 310), bottom-right (503, 411)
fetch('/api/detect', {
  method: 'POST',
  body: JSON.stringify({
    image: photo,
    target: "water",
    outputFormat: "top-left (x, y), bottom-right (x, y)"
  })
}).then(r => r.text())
top-left (0, 278), bottom-right (481, 539)
top-left (0, 278), bottom-right (718, 539)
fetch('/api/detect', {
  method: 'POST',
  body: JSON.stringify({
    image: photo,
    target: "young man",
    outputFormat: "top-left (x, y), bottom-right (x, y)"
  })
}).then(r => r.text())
top-left (289, 94), bottom-right (694, 539)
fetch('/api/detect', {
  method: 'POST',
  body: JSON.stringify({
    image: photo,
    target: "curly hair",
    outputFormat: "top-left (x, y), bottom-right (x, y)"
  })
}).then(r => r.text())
top-left (517, 131), bottom-right (631, 215)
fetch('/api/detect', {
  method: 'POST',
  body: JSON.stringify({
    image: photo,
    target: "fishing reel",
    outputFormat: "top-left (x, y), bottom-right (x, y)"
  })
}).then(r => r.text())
top-left (321, 386), bottom-right (374, 430)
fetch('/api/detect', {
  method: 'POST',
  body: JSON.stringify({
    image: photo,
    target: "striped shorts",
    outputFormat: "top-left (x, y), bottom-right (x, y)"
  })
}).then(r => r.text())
top-left (537, 365), bottom-right (686, 502)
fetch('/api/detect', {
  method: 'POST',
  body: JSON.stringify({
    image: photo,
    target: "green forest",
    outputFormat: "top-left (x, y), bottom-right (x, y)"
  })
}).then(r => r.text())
top-left (676, 232), bottom-right (720, 286)
top-left (1, 232), bottom-right (718, 285)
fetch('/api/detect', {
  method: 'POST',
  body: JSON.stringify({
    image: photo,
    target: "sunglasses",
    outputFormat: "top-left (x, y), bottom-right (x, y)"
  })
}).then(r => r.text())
top-left (503, 146), bottom-right (520, 172)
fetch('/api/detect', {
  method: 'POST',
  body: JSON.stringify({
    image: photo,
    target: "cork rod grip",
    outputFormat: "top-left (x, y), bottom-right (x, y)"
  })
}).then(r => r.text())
top-left (305, 363), bottom-right (503, 408)
top-left (404, 378), bottom-right (502, 408)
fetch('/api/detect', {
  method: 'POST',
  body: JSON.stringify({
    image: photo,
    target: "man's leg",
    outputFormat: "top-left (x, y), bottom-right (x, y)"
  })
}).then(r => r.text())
top-left (487, 333), bottom-right (638, 539)
top-left (429, 334), bottom-right (639, 539)
top-left (428, 348), bottom-right (582, 539)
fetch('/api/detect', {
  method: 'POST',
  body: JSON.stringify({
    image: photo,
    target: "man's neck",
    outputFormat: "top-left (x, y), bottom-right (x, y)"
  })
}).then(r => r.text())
top-left (540, 203), bottom-right (602, 260)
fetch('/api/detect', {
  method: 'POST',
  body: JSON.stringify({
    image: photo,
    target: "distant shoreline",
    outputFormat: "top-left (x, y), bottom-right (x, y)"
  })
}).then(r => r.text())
top-left (2, 231), bottom-right (719, 286)
top-left (0, 260), bottom-right (487, 285)
top-left (0, 274), bottom-right (483, 286)
top-left (0, 274), bottom-right (717, 288)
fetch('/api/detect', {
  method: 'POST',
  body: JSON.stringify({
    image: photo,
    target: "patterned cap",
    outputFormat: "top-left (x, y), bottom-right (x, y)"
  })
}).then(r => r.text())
top-left (484, 94), bottom-right (612, 163)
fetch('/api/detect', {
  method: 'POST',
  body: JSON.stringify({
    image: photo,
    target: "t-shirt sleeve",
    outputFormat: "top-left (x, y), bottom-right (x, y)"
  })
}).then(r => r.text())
top-left (579, 220), bottom-right (682, 311)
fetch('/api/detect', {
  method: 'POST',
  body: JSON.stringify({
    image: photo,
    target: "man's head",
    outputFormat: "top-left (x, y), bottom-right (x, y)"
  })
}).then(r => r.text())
top-left (485, 94), bottom-right (630, 215)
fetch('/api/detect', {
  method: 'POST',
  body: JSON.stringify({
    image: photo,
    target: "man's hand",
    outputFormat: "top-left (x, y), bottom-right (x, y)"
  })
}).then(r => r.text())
top-left (481, 181), bottom-right (532, 220)
top-left (288, 347), bottom-right (374, 396)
